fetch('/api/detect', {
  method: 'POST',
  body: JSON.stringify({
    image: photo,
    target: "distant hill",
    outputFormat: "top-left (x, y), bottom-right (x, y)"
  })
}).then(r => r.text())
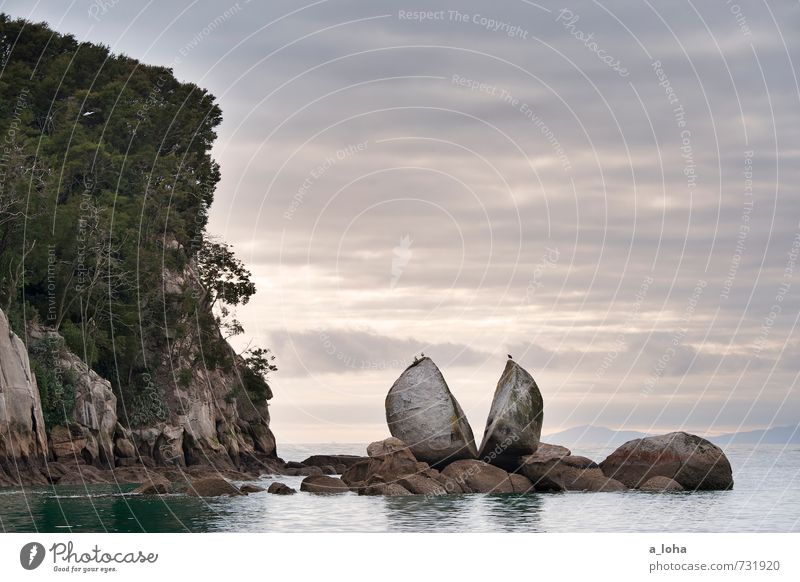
top-left (543, 424), bottom-right (800, 447)
top-left (542, 425), bottom-right (649, 446)
top-left (708, 425), bottom-right (800, 445)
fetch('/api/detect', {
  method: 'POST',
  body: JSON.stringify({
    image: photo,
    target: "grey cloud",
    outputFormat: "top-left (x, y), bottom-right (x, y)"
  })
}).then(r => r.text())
top-left (6, 0), bottom-right (798, 436)
top-left (269, 328), bottom-right (491, 377)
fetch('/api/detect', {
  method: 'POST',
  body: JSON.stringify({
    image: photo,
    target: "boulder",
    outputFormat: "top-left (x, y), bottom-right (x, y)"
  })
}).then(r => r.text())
top-left (529, 442), bottom-right (571, 462)
top-left (240, 484), bottom-right (266, 494)
top-left (385, 358), bottom-right (477, 465)
top-left (509, 473), bottom-right (534, 493)
top-left (440, 459), bottom-right (515, 493)
top-left (341, 459), bottom-right (372, 487)
top-left (519, 453), bottom-right (625, 492)
top-left (282, 465), bottom-right (325, 477)
top-left (599, 432), bottom-right (733, 490)
top-left (435, 472), bottom-right (466, 494)
top-left (267, 482), bottom-right (297, 495)
top-left (640, 476), bottom-right (684, 492)
top-left (397, 474), bottom-right (447, 495)
top-left (478, 360), bottom-right (544, 469)
top-left (187, 477), bottom-right (244, 497)
top-left (300, 475), bottom-right (350, 494)
top-left (342, 437), bottom-right (419, 489)
top-left (300, 454), bottom-right (366, 470)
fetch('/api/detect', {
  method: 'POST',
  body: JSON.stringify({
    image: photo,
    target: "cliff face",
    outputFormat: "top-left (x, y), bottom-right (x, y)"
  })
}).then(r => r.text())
top-left (27, 324), bottom-right (118, 468)
top-left (0, 308), bottom-right (48, 484)
top-left (0, 273), bottom-right (277, 485)
top-left (125, 262), bottom-right (276, 471)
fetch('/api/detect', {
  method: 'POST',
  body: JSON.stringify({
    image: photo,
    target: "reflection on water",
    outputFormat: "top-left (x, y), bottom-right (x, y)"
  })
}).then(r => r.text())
top-left (0, 445), bottom-right (798, 533)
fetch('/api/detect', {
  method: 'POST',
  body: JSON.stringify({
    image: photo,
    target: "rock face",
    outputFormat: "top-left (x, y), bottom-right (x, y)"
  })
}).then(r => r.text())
top-left (519, 445), bottom-right (626, 492)
top-left (0, 308), bottom-right (48, 481)
top-left (478, 360), bottom-right (543, 469)
top-left (599, 432), bottom-right (733, 491)
top-left (27, 324), bottom-right (119, 468)
top-left (124, 267), bottom-right (276, 472)
top-left (385, 358), bottom-right (477, 465)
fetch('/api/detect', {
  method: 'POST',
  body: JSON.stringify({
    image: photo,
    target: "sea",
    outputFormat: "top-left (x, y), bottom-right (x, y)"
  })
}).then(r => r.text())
top-left (1, 443), bottom-right (798, 533)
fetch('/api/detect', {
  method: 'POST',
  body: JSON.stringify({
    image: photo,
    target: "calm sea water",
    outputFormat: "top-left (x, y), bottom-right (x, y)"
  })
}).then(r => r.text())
top-left (1, 444), bottom-right (798, 533)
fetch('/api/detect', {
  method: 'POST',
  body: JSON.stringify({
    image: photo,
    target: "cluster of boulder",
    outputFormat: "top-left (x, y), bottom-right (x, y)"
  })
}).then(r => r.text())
top-left (294, 357), bottom-right (734, 496)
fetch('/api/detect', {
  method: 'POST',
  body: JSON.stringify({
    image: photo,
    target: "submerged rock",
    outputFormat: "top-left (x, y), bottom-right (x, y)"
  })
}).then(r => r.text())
top-left (362, 482), bottom-right (413, 496)
top-left (478, 359), bottom-right (544, 469)
top-left (640, 476), bottom-right (684, 492)
top-left (385, 357), bottom-right (477, 465)
top-left (132, 475), bottom-right (171, 495)
top-left (267, 482), bottom-right (296, 495)
top-left (599, 432), bottom-right (733, 490)
top-left (186, 477), bottom-right (244, 497)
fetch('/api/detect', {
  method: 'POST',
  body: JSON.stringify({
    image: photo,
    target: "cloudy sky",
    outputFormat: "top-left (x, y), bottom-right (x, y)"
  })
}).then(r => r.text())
top-left (5, 0), bottom-right (799, 443)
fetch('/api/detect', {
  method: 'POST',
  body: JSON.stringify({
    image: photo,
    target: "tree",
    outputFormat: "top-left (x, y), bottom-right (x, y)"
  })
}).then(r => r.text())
top-left (196, 237), bottom-right (256, 310)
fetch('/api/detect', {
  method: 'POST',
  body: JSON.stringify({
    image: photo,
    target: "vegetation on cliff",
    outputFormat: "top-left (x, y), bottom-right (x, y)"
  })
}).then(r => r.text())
top-left (0, 15), bottom-right (274, 431)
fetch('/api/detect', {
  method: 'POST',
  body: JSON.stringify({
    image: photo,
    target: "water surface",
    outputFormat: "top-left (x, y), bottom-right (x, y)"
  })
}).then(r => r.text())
top-left (1, 444), bottom-right (797, 532)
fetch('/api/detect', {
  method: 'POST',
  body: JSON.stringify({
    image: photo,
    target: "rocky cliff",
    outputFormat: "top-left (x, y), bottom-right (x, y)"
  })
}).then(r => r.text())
top-left (131, 261), bottom-right (277, 471)
top-left (0, 308), bottom-right (48, 484)
top-left (0, 263), bottom-right (278, 486)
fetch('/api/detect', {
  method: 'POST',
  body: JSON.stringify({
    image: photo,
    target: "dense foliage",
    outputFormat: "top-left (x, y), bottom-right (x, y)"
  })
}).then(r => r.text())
top-left (29, 335), bottom-right (76, 429)
top-left (0, 15), bottom-right (274, 422)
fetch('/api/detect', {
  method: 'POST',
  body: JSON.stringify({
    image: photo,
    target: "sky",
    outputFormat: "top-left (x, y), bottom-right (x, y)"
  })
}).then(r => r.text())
top-left (3, 0), bottom-right (799, 443)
